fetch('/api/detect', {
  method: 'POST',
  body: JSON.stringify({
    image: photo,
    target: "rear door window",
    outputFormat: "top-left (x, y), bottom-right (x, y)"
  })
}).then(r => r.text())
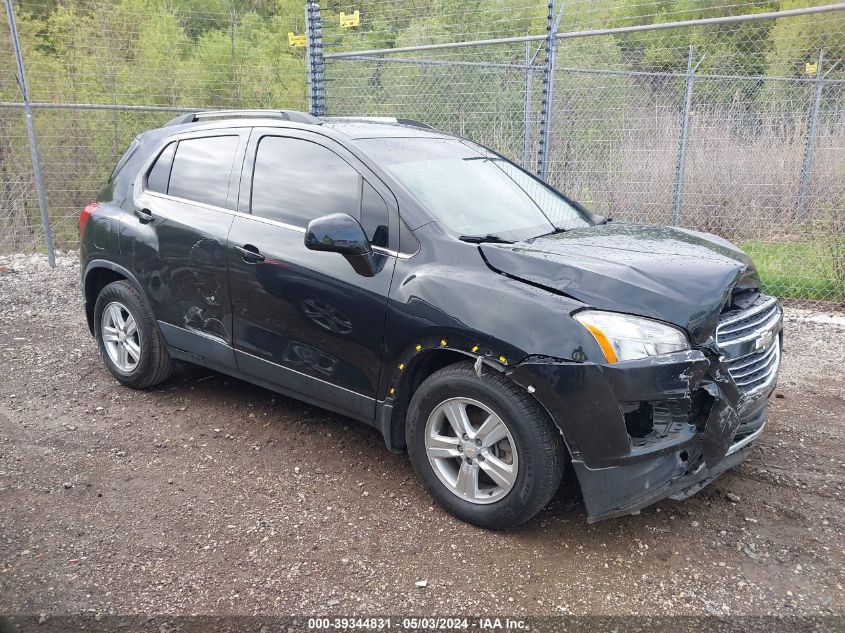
top-left (250, 136), bottom-right (360, 227)
top-left (166, 136), bottom-right (240, 208)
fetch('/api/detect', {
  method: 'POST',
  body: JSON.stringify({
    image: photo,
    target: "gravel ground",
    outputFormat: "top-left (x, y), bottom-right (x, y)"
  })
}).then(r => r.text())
top-left (0, 253), bottom-right (843, 623)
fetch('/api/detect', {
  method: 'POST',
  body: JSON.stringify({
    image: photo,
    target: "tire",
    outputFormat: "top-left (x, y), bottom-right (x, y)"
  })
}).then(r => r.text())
top-left (93, 280), bottom-right (173, 389)
top-left (406, 361), bottom-right (565, 529)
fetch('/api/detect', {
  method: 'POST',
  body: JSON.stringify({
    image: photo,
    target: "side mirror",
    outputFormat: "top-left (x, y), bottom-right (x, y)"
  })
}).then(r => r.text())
top-left (305, 213), bottom-right (377, 277)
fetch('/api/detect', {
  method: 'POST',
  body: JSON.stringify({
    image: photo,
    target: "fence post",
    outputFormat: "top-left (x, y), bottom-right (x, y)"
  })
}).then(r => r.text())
top-left (797, 49), bottom-right (824, 222)
top-left (672, 45), bottom-right (695, 227)
top-left (305, 0), bottom-right (326, 117)
top-left (537, 1), bottom-right (564, 181)
top-left (4, 0), bottom-right (55, 266)
top-left (522, 41), bottom-right (533, 168)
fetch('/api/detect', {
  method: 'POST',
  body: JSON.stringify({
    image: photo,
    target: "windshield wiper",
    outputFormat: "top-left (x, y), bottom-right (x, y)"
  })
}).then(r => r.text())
top-left (462, 156), bottom-right (503, 162)
top-left (459, 234), bottom-right (515, 244)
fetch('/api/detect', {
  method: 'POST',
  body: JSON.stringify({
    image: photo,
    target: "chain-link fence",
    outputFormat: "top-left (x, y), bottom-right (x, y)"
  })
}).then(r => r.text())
top-left (1, 0), bottom-right (308, 257)
top-left (2, 1), bottom-right (844, 305)
top-left (320, 1), bottom-right (845, 305)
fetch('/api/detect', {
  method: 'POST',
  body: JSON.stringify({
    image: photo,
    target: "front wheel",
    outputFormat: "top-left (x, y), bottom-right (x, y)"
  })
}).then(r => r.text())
top-left (406, 361), bottom-right (565, 529)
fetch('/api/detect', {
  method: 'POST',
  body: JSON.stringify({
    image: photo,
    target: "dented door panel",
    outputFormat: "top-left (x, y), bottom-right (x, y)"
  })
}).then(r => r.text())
top-left (125, 191), bottom-right (236, 361)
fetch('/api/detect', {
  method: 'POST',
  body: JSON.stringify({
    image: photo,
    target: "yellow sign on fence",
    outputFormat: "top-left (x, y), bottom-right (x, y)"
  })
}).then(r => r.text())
top-left (288, 32), bottom-right (306, 48)
top-left (805, 62), bottom-right (818, 75)
top-left (340, 10), bottom-right (360, 28)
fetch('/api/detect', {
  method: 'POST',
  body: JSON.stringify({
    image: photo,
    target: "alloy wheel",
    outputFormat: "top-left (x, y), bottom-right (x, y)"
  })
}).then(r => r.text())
top-left (424, 397), bottom-right (519, 504)
top-left (101, 301), bottom-right (141, 373)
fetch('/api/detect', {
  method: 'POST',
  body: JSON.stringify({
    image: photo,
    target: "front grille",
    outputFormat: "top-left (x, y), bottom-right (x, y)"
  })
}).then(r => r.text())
top-left (725, 341), bottom-right (780, 392)
top-left (717, 296), bottom-right (780, 343)
top-left (717, 296), bottom-right (782, 398)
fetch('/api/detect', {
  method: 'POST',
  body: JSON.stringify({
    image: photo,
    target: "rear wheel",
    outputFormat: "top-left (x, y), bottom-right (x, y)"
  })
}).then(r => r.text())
top-left (406, 361), bottom-right (565, 529)
top-left (94, 280), bottom-right (172, 389)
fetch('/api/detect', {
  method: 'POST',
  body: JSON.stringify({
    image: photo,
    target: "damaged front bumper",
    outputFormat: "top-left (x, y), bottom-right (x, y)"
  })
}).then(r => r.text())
top-left (509, 327), bottom-right (782, 522)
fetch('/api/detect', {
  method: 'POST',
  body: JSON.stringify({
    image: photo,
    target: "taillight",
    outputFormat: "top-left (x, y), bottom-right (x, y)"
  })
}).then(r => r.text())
top-left (80, 202), bottom-right (98, 235)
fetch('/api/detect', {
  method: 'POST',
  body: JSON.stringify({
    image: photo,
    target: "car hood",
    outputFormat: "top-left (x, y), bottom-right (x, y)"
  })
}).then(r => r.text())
top-left (479, 223), bottom-right (760, 344)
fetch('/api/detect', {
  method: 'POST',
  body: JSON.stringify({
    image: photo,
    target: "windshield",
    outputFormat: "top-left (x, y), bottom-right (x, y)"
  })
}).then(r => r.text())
top-left (358, 137), bottom-right (591, 240)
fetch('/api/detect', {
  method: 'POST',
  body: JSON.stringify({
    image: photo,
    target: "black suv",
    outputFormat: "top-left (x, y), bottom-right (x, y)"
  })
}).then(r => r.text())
top-left (80, 109), bottom-right (783, 528)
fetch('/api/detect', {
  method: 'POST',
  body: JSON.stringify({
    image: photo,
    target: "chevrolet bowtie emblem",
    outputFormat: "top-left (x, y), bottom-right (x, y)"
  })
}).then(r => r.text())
top-left (755, 329), bottom-right (775, 351)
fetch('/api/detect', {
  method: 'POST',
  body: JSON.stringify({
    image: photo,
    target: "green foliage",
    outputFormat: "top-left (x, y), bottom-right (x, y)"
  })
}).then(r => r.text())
top-left (0, 0), bottom-right (310, 251)
top-left (742, 241), bottom-right (844, 302)
top-left (7, 0), bottom-right (307, 109)
top-left (2, 0), bottom-right (842, 287)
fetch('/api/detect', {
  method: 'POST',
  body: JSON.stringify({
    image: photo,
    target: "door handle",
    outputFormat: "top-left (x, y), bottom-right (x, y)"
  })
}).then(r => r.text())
top-left (134, 207), bottom-right (154, 224)
top-left (236, 244), bottom-right (265, 263)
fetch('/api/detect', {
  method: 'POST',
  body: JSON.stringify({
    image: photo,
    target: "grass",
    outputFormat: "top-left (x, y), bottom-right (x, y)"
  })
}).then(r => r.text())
top-left (741, 242), bottom-right (842, 302)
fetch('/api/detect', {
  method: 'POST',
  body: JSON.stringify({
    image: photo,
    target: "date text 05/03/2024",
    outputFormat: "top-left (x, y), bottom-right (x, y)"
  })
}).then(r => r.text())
top-left (307, 617), bottom-right (528, 630)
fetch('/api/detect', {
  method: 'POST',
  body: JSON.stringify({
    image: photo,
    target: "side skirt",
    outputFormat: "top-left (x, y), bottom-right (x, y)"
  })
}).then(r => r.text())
top-left (159, 320), bottom-right (378, 429)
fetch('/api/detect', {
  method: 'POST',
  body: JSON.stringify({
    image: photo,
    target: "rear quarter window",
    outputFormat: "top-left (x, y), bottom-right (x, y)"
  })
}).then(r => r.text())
top-left (146, 142), bottom-right (176, 194)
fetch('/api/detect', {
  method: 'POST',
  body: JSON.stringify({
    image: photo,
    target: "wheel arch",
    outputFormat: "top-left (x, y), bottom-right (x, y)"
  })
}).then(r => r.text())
top-left (381, 347), bottom-right (576, 464)
top-left (383, 342), bottom-right (538, 453)
top-left (383, 348), bottom-right (476, 451)
top-left (83, 260), bottom-right (148, 335)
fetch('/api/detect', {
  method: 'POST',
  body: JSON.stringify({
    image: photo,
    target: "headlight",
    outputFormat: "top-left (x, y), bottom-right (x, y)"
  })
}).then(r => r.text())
top-left (574, 310), bottom-right (689, 363)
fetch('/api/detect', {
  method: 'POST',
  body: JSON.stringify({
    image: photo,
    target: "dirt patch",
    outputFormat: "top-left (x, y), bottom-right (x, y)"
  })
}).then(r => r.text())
top-left (0, 255), bottom-right (843, 619)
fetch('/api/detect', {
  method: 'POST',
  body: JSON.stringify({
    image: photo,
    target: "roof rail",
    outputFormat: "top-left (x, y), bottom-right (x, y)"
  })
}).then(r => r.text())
top-left (326, 116), bottom-right (435, 131)
top-left (163, 109), bottom-right (321, 127)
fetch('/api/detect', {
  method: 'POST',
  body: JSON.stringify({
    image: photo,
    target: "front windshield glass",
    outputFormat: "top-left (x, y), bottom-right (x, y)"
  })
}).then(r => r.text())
top-left (358, 137), bottom-right (590, 240)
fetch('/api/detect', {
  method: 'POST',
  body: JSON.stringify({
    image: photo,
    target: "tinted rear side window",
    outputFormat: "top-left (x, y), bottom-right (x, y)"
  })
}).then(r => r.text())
top-left (146, 142), bottom-right (176, 194)
top-left (167, 136), bottom-right (239, 208)
top-left (251, 136), bottom-right (360, 227)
